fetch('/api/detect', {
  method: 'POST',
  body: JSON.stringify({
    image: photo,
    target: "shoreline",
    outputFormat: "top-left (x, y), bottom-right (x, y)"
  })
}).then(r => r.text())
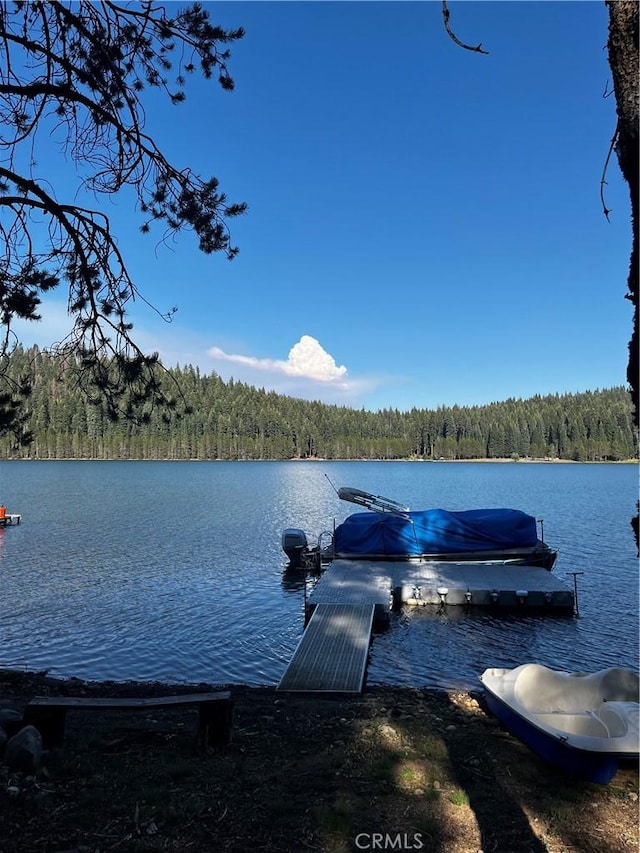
top-left (1, 456), bottom-right (638, 463)
top-left (0, 668), bottom-right (638, 853)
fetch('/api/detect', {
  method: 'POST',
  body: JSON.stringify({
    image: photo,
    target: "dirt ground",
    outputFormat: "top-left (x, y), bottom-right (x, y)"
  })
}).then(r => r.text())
top-left (0, 669), bottom-right (638, 853)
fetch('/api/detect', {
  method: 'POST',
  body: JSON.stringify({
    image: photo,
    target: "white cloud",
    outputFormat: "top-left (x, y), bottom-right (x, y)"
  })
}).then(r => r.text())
top-left (209, 335), bottom-right (348, 385)
top-left (205, 334), bottom-right (394, 405)
top-left (11, 308), bottom-right (394, 408)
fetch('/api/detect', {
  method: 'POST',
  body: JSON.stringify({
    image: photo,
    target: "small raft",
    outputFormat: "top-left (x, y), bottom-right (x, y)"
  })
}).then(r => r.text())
top-left (0, 506), bottom-right (21, 527)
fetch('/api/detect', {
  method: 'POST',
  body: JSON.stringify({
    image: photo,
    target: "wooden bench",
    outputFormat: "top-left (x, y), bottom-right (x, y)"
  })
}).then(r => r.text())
top-left (23, 691), bottom-right (233, 749)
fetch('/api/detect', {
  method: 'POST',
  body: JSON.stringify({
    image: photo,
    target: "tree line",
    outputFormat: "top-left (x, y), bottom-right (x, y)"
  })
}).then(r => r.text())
top-left (0, 347), bottom-right (636, 462)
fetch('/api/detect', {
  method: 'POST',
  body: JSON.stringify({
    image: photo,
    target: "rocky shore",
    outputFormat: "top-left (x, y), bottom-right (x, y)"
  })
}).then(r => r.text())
top-left (0, 668), bottom-right (638, 852)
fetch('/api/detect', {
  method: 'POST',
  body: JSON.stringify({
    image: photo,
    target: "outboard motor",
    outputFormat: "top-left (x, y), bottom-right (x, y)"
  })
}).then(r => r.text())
top-left (282, 528), bottom-right (308, 568)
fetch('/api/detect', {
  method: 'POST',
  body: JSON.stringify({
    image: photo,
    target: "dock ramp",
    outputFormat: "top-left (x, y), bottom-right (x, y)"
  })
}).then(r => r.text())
top-left (277, 603), bottom-right (375, 693)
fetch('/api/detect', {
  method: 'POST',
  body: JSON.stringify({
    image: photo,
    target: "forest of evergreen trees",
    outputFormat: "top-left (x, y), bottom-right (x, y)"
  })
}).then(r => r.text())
top-left (0, 347), bottom-right (637, 462)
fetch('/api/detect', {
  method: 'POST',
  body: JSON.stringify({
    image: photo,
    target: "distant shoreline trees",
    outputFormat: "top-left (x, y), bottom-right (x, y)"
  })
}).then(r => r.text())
top-left (0, 3), bottom-right (636, 472)
top-left (0, 347), bottom-right (635, 462)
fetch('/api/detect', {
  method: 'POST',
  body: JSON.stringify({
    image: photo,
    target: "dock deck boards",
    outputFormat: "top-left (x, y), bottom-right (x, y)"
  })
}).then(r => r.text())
top-left (278, 560), bottom-right (574, 695)
top-left (308, 562), bottom-right (392, 615)
top-left (277, 603), bottom-right (375, 693)
top-left (313, 559), bottom-right (575, 610)
top-left (393, 560), bottom-right (575, 608)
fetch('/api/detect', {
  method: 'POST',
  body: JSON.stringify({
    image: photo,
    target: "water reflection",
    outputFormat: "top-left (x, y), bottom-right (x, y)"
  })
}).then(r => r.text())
top-left (0, 460), bottom-right (637, 688)
top-left (280, 567), bottom-right (308, 593)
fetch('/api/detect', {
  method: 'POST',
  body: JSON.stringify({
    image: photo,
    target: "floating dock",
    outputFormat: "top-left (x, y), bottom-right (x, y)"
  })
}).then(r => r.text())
top-left (278, 560), bottom-right (575, 694)
top-left (306, 562), bottom-right (392, 623)
top-left (309, 559), bottom-right (574, 612)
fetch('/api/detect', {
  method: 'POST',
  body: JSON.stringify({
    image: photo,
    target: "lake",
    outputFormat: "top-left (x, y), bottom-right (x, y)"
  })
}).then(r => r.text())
top-left (0, 460), bottom-right (637, 691)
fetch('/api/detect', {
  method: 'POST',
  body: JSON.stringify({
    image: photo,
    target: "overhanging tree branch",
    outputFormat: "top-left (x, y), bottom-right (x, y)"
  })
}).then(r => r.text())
top-left (0, 0), bottom-right (246, 428)
top-left (441, 1), bottom-right (489, 55)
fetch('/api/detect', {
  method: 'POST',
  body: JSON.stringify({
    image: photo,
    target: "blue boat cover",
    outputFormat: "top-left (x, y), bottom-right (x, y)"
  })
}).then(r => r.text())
top-left (333, 508), bottom-right (539, 557)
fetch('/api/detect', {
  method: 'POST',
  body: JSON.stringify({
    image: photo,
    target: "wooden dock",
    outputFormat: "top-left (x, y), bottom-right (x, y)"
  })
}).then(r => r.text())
top-left (277, 603), bottom-right (375, 693)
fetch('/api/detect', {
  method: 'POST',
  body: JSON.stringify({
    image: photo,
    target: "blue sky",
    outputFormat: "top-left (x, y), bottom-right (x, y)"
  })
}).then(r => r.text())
top-left (15, 1), bottom-right (633, 412)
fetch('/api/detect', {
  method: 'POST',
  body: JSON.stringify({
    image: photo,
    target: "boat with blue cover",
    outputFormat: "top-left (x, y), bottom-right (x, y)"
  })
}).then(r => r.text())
top-left (282, 486), bottom-right (558, 570)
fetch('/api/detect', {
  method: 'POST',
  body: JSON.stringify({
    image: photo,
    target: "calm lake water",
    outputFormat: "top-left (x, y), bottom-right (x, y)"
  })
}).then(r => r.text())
top-left (0, 460), bottom-right (637, 690)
